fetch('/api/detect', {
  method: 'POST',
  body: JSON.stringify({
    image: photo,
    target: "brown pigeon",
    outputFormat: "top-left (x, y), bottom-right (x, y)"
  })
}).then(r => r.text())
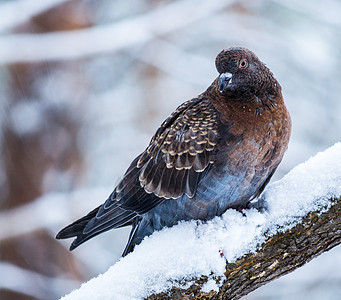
top-left (56, 47), bottom-right (291, 256)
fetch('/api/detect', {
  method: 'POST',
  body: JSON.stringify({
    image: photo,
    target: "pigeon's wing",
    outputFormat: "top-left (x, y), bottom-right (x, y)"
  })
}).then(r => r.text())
top-left (114, 97), bottom-right (221, 214)
top-left (138, 98), bottom-right (219, 197)
top-left (56, 98), bottom-right (222, 250)
top-left (96, 97), bottom-right (221, 221)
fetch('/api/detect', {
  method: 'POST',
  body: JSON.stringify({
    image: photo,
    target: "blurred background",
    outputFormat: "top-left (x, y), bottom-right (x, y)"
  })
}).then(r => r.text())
top-left (0, 0), bottom-right (340, 299)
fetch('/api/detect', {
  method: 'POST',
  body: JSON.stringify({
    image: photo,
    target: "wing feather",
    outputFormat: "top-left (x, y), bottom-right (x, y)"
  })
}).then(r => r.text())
top-left (94, 98), bottom-right (221, 220)
top-left (135, 98), bottom-right (220, 200)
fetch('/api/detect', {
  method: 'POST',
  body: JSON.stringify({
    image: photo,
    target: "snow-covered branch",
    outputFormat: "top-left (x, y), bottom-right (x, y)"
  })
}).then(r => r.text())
top-left (149, 195), bottom-right (341, 299)
top-left (60, 143), bottom-right (341, 300)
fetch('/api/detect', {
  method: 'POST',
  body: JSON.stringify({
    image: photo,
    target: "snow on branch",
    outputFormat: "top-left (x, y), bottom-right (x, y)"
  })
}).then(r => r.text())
top-left (0, 0), bottom-right (233, 64)
top-left (149, 197), bottom-right (341, 299)
top-left (61, 143), bottom-right (341, 300)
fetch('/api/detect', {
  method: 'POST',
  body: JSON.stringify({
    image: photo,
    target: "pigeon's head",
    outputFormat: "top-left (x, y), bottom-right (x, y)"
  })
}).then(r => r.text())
top-left (215, 47), bottom-right (279, 99)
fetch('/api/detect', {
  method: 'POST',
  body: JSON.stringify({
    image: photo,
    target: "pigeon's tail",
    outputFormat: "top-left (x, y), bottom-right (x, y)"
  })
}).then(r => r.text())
top-left (56, 206), bottom-right (101, 250)
top-left (56, 201), bottom-right (138, 252)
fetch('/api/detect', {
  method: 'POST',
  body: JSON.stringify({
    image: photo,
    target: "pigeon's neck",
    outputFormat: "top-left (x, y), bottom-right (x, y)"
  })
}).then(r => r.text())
top-left (202, 78), bottom-right (284, 120)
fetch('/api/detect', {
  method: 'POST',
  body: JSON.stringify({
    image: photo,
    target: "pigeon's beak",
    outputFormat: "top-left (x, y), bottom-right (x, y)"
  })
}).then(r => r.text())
top-left (218, 72), bottom-right (233, 93)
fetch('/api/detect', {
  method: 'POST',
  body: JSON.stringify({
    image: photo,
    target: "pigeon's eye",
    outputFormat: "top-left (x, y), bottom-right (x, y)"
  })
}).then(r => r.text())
top-left (239, 59), bottom-right (248, 69)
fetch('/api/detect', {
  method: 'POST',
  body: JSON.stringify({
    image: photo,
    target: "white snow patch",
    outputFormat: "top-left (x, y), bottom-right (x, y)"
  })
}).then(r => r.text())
top-left (201, 278), bottom-right (219, 293)
top-left (61, 143), bottom-right (341, 299)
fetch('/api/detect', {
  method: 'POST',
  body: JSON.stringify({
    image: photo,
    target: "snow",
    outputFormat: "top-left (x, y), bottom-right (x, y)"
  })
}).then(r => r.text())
top-left (61, 142), bottom-right (341, 299)
top-left (201, 278), bottom-right (219, 294)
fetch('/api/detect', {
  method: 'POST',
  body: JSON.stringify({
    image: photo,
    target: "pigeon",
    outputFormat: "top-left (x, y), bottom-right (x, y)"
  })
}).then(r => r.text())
top-left (56, 47), bottom-right (291, 256)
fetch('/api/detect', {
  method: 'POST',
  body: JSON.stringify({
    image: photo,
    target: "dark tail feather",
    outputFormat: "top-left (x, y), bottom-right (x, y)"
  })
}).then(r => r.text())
top-left (56, 204), bottom-right (137, 251)
top-left (56, 206), bottom-right (131, 251)
top-left (56, 206), bottom-right (100, 241)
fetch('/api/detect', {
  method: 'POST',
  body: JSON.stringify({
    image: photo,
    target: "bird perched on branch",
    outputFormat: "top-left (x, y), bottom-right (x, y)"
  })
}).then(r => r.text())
top-left (56, 47), bottom-right (291, 256)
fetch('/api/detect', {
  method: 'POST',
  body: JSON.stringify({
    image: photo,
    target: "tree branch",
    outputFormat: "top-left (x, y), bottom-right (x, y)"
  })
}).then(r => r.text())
top-left (148, 196), bottom-right (341, 299)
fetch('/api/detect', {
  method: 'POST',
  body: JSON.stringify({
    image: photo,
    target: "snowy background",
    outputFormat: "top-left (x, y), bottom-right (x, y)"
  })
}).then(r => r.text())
top-left (0, 0), bottom-right (340, 299)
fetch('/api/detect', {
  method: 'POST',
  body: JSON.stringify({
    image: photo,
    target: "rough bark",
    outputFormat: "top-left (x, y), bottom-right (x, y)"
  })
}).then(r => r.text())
top-left (148, 196), bottom-right (341, 299)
